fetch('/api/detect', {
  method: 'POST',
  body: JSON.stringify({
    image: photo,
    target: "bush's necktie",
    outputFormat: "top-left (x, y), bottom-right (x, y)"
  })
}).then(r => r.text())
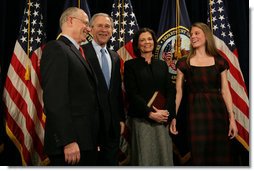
top-left (100, 48), bottom-right (110, 88)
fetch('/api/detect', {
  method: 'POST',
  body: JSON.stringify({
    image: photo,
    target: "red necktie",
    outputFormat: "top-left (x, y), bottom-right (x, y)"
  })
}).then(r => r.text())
top-left (79, 47), bottom-right (86, 61)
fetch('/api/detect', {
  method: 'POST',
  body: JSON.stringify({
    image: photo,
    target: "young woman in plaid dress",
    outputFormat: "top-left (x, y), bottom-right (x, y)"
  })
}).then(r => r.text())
top-left (170, 22), bottom-right (238, 165)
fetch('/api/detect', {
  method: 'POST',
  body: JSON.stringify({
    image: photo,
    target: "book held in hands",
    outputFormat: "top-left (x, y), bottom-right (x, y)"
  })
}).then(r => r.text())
top-left (147, 91), bottom-right (166, 111)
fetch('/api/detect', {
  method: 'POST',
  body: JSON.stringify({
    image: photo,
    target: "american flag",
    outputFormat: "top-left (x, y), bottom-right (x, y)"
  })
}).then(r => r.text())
top-left (207, 0), bottom-right (249, 150)
top-left (109, 0), bottom-right (139, 72)
top-left (2, 0), bottom-right (48, 165)
top-left (109, 0), bottom-right (139, 165)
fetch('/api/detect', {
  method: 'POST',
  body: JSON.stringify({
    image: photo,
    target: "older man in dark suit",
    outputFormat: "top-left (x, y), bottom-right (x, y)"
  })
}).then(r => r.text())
top-left (82, 13), bottom-right (125, 166)
top-left (40, 7), bottom-right (100, 166)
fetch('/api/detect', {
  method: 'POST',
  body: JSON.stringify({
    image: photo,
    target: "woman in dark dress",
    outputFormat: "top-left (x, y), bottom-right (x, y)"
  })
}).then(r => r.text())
top-left (124, 28), bottom-right (176, 166)
top-left (170, 22), bottom-right (238, 165)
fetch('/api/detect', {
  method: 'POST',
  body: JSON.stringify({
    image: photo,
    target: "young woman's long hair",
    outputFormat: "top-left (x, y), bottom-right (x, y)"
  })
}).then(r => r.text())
top-left (187, 22), bottom-right (220, 65)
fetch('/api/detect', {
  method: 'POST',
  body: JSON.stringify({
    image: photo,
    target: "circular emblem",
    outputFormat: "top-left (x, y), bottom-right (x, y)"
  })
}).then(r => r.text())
top-left (155, 26), bottom-right (190, 75)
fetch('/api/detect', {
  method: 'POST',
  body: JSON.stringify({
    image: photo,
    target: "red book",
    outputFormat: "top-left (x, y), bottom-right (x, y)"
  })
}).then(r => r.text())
top-left (147, 91), bottom-right (166, 110)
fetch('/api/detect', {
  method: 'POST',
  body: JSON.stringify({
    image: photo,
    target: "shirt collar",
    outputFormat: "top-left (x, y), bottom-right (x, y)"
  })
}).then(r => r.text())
top-left (62, 34), bottom-right (80, 49)
top-left (92, 40), bottom-right (108, 54)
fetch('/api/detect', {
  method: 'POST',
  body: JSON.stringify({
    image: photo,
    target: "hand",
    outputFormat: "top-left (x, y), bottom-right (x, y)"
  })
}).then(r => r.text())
top-left (120, 121), bottom-right (125, 135)
top-left (169, 118), bottom-right (178, 135)
top-left (64, 142), bottom-right (80, 165)
top-left (149, 106), bottom-right (169, 123)
top-left (228, 118), bottom-right (238, 139)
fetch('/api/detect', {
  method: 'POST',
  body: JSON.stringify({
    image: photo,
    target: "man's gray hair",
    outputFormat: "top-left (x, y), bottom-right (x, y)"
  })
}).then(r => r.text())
top-left (59, 7), bottom-right (80, 29)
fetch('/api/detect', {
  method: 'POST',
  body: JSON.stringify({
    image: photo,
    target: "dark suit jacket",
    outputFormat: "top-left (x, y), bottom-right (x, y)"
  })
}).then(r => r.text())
top-left (40, 36), bottom-right (100, 155)
top-left (82, 42), bottom-right (125, 141)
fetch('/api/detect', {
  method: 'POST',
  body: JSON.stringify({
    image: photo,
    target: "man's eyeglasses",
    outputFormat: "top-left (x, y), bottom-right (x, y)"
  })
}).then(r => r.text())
top-left (71, 16), bottom-right (89, 27)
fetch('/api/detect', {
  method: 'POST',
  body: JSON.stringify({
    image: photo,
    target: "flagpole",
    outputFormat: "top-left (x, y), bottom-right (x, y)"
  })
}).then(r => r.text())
top-left (117, 0), bottom-right (121, 53)
top-left (209, 0), bottom-right (213, 33)
top-left (175, 0), bottom-right (181, 59)
top-left (121, 0), bottom-right (127, 62)
top-left (25, 0), bottom-right (31, 80)
top-left (121, 0), bottom-right (125, 44)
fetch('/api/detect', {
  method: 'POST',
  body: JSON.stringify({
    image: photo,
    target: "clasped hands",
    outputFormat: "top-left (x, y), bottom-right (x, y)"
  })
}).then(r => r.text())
top-left (148, 106), bottom-right (169, 123)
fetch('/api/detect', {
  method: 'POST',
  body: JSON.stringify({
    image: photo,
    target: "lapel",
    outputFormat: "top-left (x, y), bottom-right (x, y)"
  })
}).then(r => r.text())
top-left (58, 36), bottom-right (93, 75)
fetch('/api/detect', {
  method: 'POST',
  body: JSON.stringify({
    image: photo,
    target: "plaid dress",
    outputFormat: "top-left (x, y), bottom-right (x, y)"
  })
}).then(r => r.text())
top-left (176, 56), bottom-right (232, 166)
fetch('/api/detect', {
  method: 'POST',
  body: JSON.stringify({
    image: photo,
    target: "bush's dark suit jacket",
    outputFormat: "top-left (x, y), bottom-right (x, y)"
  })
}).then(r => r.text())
top-left (82, 42), bottom-right (125, 141)
top-left (40, 36), bottom-right (100, 155)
